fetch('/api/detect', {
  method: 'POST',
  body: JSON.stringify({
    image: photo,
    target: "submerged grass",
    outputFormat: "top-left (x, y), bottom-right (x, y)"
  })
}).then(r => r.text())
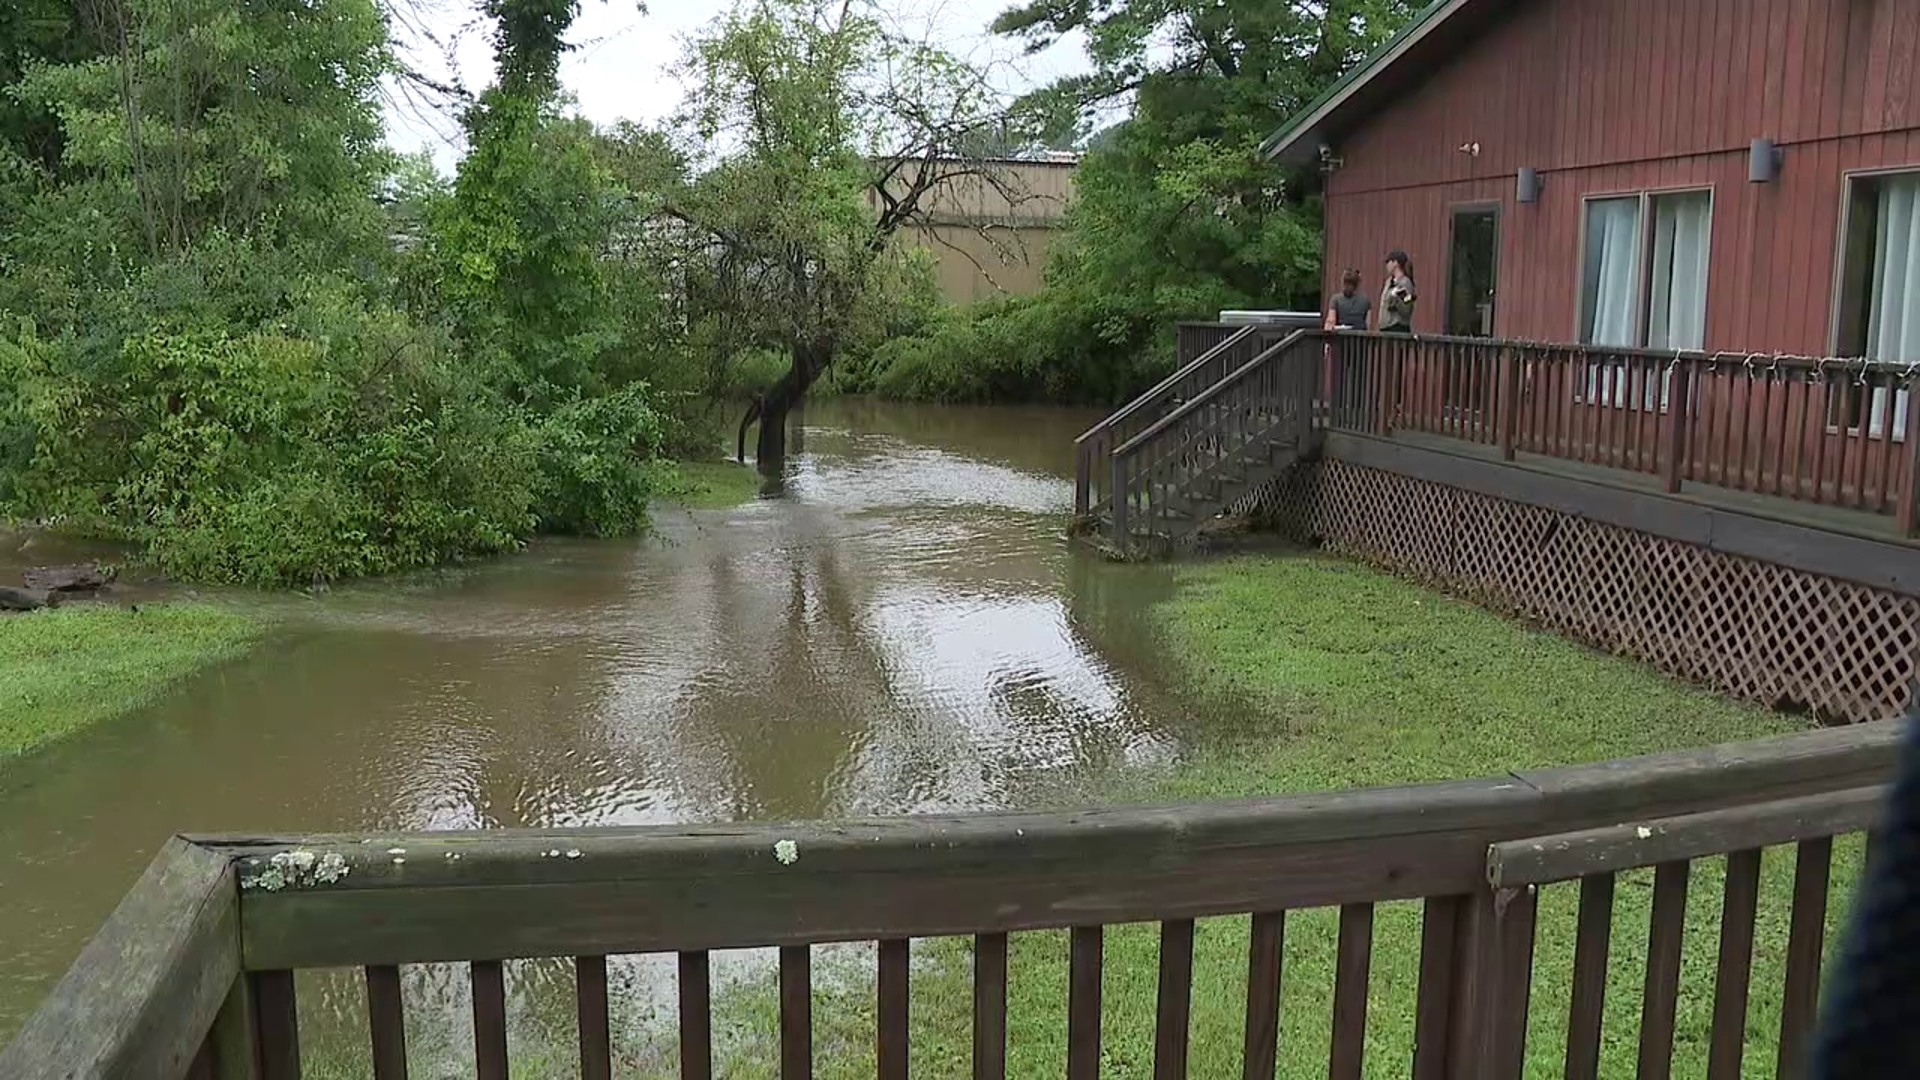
top-left (0, 602), bottom-right (261, 760)
top-left (295, 553), bottom-right (1856, 1079)
top-left (692, 553), bottom-right (1852, 1079)
top-left (661, 459), bottom-right (762, 510)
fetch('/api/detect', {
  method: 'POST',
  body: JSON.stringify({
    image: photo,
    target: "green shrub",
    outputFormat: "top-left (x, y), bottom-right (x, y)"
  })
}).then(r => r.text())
top-left (858, 293), bottom-right (1178, 406)
top-left (530, 385), bottom-right (665, 537)
top-left (0, 306), bottom-right (543, 585)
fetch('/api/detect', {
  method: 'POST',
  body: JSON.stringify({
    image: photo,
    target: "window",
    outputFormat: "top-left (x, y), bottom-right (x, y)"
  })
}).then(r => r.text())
top-left (1581, 197), bottom-right (1643, 348)
top-left (1579, 189), bottom-right (1711, 406)
top-left (1831, 171), bottom-right (1920, 439)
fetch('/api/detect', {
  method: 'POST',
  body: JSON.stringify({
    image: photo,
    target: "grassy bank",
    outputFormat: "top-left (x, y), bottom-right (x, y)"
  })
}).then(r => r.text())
top-left (0, 603), bottom-right (261, 761)
top-left (692, 554), bottom-right (1852, 1079)
top-left (297, 553), bottom-right (1855, 1079)
top-left (661, 459), bottom-right (762, 509)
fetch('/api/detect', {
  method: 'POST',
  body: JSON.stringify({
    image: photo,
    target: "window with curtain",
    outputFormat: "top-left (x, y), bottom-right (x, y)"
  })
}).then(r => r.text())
top-left (1581, 197), bottom-right (1643, 347)
top-left (1834, 172), bottom-right (1920, 440)
top-left (1579, 191), bottom-right (1711, 406)
top-left (1647, 191), bottom-right (1712, 351)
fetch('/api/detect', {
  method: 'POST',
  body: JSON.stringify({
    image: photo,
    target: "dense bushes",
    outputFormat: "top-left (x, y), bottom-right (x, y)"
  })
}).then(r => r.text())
top-left (0, 0), bottom-right (693, 586)
top-left (0, 309), bottom-right (534, 584)
top-left (844, 286), bottom-right (1188, 406)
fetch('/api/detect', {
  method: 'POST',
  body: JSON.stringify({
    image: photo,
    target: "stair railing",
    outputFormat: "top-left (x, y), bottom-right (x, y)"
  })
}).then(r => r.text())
top-left (1073, 325), bottom-right (1260, 518)
top-left (1108, 329), bottom-right (1319, 553)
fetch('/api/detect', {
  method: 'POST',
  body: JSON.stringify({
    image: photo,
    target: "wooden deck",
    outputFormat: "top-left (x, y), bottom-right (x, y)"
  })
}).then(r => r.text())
top-left (1, 722), bottom-right (1904, 1080)
top-left (1344, 430), bottom-right (1920, 600)
top-left (1391, 430), bottom-right (1917, 548)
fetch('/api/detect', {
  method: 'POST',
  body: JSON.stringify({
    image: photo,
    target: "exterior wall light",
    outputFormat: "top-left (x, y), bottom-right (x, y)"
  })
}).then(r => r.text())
top-left (1749, 138), bottom-right (1784, 183)
top-left (1517, 167), bottom-right (1544, 204)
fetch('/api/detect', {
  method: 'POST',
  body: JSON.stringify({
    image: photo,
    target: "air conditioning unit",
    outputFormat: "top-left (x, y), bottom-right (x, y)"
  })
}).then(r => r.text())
top-left (1216, 310), bottom-right (1321, 327)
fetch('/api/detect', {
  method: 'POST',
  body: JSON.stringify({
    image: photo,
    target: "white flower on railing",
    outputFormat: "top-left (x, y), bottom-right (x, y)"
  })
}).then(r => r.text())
top-left (241, 849), bottom-right (352, 891)
top-left (774, 839), bottom-right (800, 865)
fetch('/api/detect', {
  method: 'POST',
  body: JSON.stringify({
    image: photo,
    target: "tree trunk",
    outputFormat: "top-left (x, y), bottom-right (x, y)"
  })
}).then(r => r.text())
top-left (756, 395), bottom-right (792, 475)
top-left (740, 341), bottom-right (831, 477)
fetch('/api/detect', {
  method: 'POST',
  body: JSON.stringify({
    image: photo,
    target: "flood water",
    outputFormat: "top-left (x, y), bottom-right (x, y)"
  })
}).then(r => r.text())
top-left (0, 399), bottom-right (1221, 1063)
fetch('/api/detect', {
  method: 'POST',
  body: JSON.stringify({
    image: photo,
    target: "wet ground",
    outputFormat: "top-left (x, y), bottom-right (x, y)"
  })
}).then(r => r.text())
top-left (0, 398), bottom-right (1219, 1064)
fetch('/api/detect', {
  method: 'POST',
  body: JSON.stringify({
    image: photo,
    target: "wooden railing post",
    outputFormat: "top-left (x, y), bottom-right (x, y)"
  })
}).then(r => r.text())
top-left (1898, 382), bottom-right (1920, 536)
top-left (1376, 337), bottom-right (1397, 436)
top-left (1432, 885), bottom-right (1534, 1080)
top-left (1073, 442), bottom-right (1090, 518)
top-left (1498, 347), bottom-right (1520, 461)
top-left (1109, 453), bottom-right (1130, 554)
top-left (210, 974), bottom-right (261, 1080)
top-left (1297, 341), bottom-right (1318, 455)
top-left (1662, 360), bottom-right (1692, 494)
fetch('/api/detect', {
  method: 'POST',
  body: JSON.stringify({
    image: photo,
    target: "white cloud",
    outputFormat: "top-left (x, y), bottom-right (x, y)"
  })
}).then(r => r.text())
top-left (381, 0), bottom-right (1090, 172)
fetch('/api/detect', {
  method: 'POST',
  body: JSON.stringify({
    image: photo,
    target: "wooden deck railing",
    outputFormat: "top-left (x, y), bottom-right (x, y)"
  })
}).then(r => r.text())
top-left (1108, 330), bottom-right (1317, 549)
top-left (1073, 318), bottom-right (1317, 520)
top-left (1331, 332), bottom-right (1920, 533)
top-left (1, 721), bottom-right (1903, 1079)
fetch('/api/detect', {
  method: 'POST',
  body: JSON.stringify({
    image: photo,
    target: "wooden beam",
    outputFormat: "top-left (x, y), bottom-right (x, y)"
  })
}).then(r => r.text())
top-left (0, 838), bottom-right (239, 1080)
top-left (1487, 786), bottom-right (1885, 887)
top-left (198, 723), bottom-right (1903, 970)
top-left (1323, 430), bottom-right (1920, 598)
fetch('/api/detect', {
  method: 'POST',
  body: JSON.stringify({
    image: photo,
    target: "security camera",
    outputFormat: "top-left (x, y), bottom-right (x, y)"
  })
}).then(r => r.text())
top-left (1317, 143), bottom-right (1344, 173)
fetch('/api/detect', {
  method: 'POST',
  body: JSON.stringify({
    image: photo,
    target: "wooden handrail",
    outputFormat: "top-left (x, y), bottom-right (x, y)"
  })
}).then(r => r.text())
top-left (5, 721), bottom-right (1902, 1079)
top-left (1112, 329), bottom-right (1318, 458)
top-left (200, 719), bottom-right (1898, 969)
top-left (1340, 329), bottom-right (1920, 374)
top-left (0, 838), bottom-right (245, 1080)
top-left (1073, 323), bottom-right (1258, 446)
top-left (1330, 332), bottom-right (1920, 533)
top-left (1487, 784), bottom-right (1887, 887)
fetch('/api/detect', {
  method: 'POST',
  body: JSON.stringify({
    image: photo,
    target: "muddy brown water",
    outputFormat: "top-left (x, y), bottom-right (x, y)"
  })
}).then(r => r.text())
top-left (0, 399), bottom-right (1248, 1069)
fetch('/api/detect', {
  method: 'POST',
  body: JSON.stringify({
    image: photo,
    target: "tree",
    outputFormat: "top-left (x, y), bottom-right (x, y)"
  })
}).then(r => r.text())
top-left (667, 0), bottom-right (1032, 472)
top-left (990, 0), bottom-right (1417, 345)
top-left (14, 0), bottom-right (390, 263)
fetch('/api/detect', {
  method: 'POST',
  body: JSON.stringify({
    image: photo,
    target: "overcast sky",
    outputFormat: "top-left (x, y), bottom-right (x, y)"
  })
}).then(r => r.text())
top-left (382, 0), bottom-right (1093, 171)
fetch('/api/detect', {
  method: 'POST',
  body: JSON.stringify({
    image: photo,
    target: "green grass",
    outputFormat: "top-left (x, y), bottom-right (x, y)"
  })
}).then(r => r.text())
top-left (288, 553), bottom-right (1857, 1079)
top-left (688, 553), bottom-right (1854, 1080)
top-left (0, 602), bottom-right (262, 760)
top-left (660, 459), bottom-right (762, 509)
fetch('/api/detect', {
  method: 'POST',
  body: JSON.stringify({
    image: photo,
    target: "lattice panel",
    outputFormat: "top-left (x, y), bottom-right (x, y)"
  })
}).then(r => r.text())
top-left (1254, 460), bottom-right (1920, 724)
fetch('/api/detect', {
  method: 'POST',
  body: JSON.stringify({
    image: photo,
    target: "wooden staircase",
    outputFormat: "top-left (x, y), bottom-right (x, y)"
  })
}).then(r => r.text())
top-left (1074, 325), bottom-right (1321, 557)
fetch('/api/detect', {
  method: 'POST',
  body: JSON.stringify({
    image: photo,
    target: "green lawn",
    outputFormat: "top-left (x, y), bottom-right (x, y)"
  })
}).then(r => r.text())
top-left (660, 459), bottom-right (762, 509)
top-left (0, 602), bottom-right (261, 761)
top-left (691, 554), bottom-right (1857, 1079)
top-left (299, 553), bottom-right (1860, 1079)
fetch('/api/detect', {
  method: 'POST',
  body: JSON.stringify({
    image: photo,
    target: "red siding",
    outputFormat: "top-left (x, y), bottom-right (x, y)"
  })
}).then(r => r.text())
top-left (1321, 0), bottom-right (1920, 354)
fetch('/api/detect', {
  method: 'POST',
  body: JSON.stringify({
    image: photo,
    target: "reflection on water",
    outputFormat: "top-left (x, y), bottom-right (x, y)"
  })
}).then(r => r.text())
top-left (0, 399), bottom-right (1195, 1066)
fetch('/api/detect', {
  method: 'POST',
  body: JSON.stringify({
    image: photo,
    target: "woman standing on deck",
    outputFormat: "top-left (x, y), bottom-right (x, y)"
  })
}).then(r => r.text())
top-left (1379, 250), bottom-right (1417, 333)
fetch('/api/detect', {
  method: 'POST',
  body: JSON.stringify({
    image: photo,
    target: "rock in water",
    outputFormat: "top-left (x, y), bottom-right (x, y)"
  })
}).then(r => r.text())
top-left (0, 586), bottom-right (57, 611)
top-left (22, 564), bottom-right (115, 592)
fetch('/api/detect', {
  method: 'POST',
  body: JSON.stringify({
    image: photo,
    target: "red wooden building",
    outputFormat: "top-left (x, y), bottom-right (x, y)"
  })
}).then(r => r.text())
top-left (1265, 0), bottom-right (1920, 362)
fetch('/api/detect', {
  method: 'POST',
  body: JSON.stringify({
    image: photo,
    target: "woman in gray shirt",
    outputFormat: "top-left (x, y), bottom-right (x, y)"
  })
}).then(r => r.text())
top-left (1379, 250), bottom-right (1416, 333)
top-left (1326, 268), bottom-right (1371, 330)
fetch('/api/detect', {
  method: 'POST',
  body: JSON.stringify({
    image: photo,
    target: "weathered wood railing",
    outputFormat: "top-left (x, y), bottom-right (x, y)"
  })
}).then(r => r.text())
top-left (1073, 318), bottom-right (1317, 521)
top-left (1330, 332), bottom-right (1920, 533)
top-left (1107, 330), bottom-right (1317, 550)
top-left (1, 721), bottom-right (1902, 1079)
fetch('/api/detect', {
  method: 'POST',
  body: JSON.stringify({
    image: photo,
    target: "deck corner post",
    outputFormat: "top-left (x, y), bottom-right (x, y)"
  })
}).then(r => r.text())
top-left (1662, 360), bottom-right (1693, 494)
top-left (209, 969), bottom-right (261, 1080)
top-left (1108, 452), bottom-right (1130, 554)
top-left (1296, 342), bottom-right (1318, 454)
top-left (1439, 885), bottom-right (1533, 1080)
top-left (1073, 441), bottom-right (1091, 518)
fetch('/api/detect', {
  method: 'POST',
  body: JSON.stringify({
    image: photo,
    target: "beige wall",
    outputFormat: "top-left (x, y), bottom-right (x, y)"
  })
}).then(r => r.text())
top-left (868, 157), bottom-right (1076, 304)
